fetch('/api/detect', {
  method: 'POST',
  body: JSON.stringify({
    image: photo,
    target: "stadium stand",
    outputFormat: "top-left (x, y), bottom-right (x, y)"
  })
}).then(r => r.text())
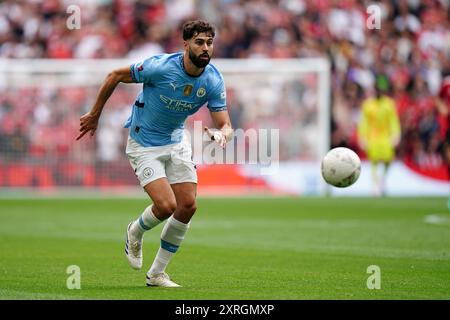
top-left (0, 0), bottom-right (449, 186)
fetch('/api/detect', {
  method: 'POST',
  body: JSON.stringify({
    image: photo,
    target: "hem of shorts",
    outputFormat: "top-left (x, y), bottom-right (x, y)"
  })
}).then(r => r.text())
top-left (140, 177), bottom-right (198, 187)
top-left (140, 175), bottom-right (167, 188)
top-left (167, 179), bottom-right (198, 185)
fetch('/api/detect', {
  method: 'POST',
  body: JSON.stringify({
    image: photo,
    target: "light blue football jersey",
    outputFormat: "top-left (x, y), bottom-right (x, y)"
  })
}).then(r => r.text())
top-left (124, 52), bottom-right (227, 147)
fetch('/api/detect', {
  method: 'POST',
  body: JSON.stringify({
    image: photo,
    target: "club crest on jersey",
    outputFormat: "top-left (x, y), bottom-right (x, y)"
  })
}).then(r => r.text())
top-left (196, 87), bottom-right (206, 98)
top-left (183, 84), bottom-right (193, 96)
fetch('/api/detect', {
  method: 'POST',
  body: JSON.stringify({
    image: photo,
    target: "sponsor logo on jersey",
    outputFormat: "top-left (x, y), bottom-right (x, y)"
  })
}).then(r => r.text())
top-left (160, 95), bottom-right (194, 112)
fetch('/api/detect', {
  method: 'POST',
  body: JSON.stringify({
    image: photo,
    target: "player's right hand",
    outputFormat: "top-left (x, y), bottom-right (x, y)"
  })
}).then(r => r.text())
top-left (76, 112), bottom-right (99, 140)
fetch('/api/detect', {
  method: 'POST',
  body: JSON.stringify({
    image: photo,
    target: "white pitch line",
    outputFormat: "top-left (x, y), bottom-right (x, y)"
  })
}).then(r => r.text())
top-left (424, 214), bottom-right (450, 226)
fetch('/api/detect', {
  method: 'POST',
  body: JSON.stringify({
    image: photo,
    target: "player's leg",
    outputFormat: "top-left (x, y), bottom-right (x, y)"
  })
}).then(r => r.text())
top-left (146, 183), bottom-right (196, 287)
top-left (171, 182), bottom-right (197, 223)
top-left (370, 160), bottom-right (381, 197)
top-left (146, 138), bottom-right (197, 287)
top-left (379, 144), bottom-right (395, 197)
top-left (381, 161), bottom-right (391, 197)
top-left (369, 141), bottom-right (393, 197)
top-left (126, 177), bottom-right (177, 271)
top-left (124, 137), bottom-right (174, 269)
top-left (128, 178), bottom-right (176, 238)
top-left (367, 143), bottom-right (381, 197)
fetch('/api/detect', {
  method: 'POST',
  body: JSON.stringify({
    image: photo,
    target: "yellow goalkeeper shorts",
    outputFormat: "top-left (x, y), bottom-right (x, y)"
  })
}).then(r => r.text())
top-left (366, 141), bottom-right (395, 163)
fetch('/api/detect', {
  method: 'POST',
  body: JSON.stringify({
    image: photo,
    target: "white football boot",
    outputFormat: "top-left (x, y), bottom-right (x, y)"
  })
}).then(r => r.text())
top-left (146, 272), bottom-right (181, 288)
top-left (124, 222), bottom-right (143, 270)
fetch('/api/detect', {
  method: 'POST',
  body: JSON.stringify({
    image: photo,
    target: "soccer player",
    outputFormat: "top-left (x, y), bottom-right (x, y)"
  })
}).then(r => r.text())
top-left (357, 74), bottom-right (401, 197)
top-left (435, 73), bottom-right (450, 209)
top-left (77, 20), bottom-right (233, 287)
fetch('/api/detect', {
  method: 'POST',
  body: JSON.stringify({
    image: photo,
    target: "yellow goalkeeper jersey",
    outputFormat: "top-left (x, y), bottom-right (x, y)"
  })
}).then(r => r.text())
top-left (357, 95), bottom-right (401, 162)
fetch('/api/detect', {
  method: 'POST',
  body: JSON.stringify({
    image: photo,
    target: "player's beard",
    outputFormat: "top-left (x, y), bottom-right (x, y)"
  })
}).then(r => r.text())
top-left (189, 48), bottom-right (210, 68)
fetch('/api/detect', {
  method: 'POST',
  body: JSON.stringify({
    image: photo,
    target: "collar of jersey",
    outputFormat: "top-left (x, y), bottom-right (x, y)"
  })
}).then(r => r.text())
top-left (180, 54), bottom-right (205, 78)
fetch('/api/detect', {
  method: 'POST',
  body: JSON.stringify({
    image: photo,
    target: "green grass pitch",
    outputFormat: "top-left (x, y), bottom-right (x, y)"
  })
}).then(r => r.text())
top-left (0, 197), bottom-right (449, 299)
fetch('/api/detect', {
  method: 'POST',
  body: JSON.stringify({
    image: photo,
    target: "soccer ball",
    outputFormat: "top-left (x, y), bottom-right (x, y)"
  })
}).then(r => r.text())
top-left (321, 147), bottom-right (361, 188)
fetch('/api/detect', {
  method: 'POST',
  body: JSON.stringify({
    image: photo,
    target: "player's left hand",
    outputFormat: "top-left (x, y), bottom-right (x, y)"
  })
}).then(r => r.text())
top-left (204, 127), bottom-right (226, 148)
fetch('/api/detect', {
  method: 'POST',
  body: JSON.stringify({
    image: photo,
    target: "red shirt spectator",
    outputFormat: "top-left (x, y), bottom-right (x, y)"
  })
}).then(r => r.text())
top-left (437, 76), bottom-right (450, 138)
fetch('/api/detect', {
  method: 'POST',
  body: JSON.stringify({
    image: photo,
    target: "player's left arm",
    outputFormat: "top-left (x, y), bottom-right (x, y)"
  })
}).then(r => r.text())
top-left (205, 110), bottom-right (234, 148)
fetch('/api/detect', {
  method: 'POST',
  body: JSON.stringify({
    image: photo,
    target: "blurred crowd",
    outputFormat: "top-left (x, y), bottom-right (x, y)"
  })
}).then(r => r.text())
top-left (1, 0), bottom-right (450, 184)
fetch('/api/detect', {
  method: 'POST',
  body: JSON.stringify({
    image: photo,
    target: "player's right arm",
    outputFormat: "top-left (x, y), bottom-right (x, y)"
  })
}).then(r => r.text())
top-left (76, 66), bottom-right (133, 141)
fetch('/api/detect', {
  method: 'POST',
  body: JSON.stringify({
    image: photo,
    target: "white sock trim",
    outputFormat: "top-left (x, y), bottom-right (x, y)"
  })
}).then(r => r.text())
top-left (147, 216), bottom-right (191, 275)
top-left (139, 205), bottom-right (161, 230)
top-left (167, 215), bottom-right (190, 230)
top-left (130, 205), bottom-right (162, 238)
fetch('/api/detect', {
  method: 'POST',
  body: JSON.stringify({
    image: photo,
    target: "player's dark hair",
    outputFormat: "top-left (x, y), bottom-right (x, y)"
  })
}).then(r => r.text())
top-left (182, 20), bottom-right (215, 40)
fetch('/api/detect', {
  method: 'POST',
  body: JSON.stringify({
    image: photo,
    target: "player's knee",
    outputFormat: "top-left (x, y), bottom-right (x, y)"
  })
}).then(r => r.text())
top-left (180, 200), bottom-right (197, 216)
top-left (156, 200), bottom-right (177, 217)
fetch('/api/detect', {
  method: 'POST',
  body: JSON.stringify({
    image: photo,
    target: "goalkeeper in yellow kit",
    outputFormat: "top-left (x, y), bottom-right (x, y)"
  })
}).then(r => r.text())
top-left (358, 75), bottom-right (401, 196)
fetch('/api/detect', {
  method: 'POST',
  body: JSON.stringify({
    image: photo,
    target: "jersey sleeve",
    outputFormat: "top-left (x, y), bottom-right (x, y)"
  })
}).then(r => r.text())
top-left (130, 56), bottom-right (159, 84)
top-left (207, 78), bottom-right (227, 112)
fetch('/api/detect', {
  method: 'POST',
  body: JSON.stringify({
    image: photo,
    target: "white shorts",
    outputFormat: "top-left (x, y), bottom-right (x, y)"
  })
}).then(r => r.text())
top-left (125, 136), bottom-right (197, 187)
